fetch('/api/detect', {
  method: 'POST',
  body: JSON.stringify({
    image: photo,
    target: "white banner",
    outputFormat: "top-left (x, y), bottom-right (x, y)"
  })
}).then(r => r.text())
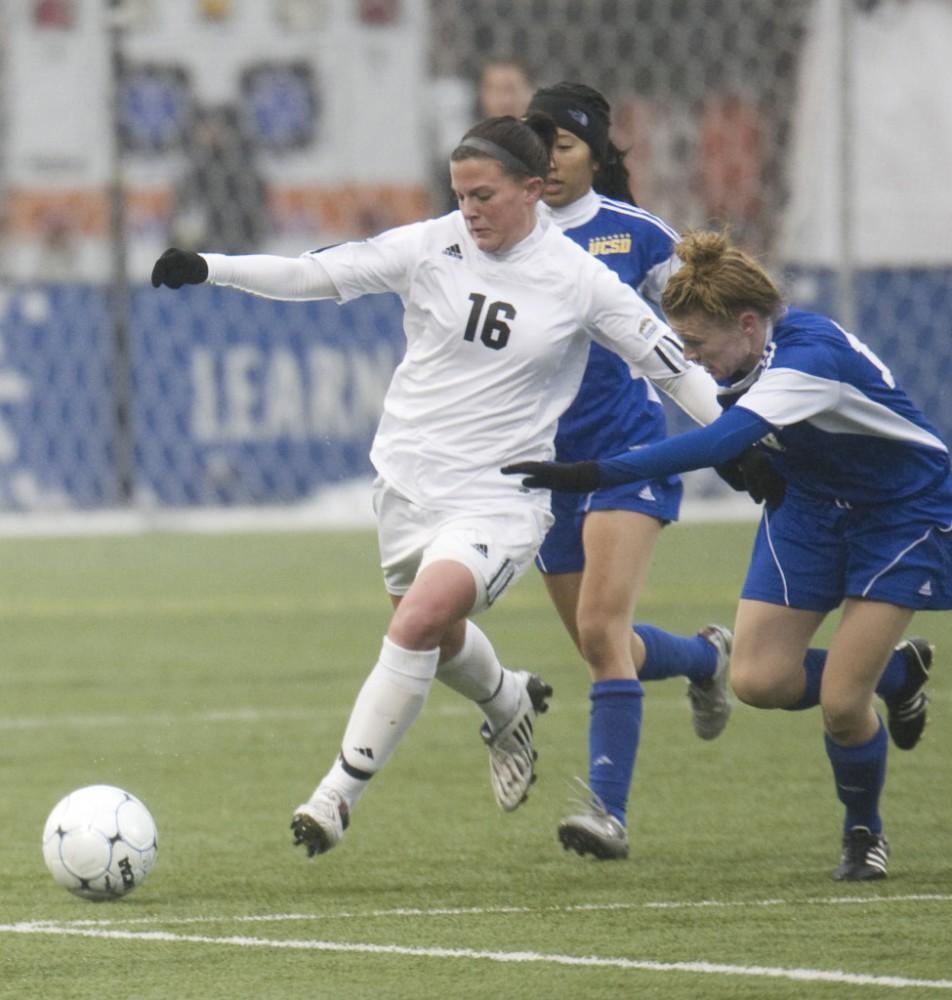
top-left (781, 0), bottom-right (952, 266)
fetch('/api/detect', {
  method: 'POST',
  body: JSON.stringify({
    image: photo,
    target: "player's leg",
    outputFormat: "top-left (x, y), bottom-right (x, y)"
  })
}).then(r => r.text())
top-left (292, 558), bottom-right (476, 856)
top-left (731, 495), bottom-right (838, 711)
top-left (543, 538), bottom-right (732, 742)
top-left (292, 481), bottom-right (474, 855)
top-left (757, 502), bottom-right (939, 748)
top-left (821, 598), bottom-right (914, 881)
top-left (729, 598), bottom-right (826, 709)
top-left (436, 614), bottom-right (548, 737)
top-left (423, 506), bottom-right (554, 811)
top-left (779, 637), bottom-right (933, 749)
top-left (436, 617), bottom-right (553, 798)
top-left (633, 621), bottom-right (734, 740)
top-left (555, 509), bottom-right (658, 860)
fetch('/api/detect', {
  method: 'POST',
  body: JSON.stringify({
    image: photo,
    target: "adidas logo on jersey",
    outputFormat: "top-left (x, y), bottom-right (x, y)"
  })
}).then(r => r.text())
top-left (918, 579), bottom-right (933, 596)
top-left (443, 243), bottom-right (462, 259)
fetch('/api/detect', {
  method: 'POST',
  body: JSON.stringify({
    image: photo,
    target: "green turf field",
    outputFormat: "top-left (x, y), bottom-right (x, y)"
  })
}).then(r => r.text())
top-left (1, 524), bottom-right (950, 999)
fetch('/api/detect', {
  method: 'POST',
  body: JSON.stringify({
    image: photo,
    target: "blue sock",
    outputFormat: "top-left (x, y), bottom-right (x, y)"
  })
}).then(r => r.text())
top-left (588, 678), bottom-right (643, 825)
top-left (633, 624), bottom-right (716, 683)
top-left (785, 649), bottom-right (825, 710)
top-left (874, 648), bottom-right (910, 700)
top-left (786, 648), bottom-right (910, 710)
top-left (824, 719), bottom-right (887, 834)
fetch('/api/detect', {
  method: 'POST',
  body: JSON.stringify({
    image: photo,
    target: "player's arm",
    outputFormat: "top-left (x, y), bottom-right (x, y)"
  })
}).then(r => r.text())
top-left (503, 405), bottom-right (772, 492)
top-left (635, 242), bottom-right (680, 311)
top-left (151, 247), bottom-right (340, 300)
top-left (585, 262), bottom-right (721, 426)
top-left (636, 335), bottom-right (722, 426)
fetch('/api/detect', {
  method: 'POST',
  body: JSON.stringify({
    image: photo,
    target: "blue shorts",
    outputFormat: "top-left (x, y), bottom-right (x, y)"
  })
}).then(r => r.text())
top-left (536, 475), bottom-right (683, 575)
top-left (742, 489), bottom-right (952, 612)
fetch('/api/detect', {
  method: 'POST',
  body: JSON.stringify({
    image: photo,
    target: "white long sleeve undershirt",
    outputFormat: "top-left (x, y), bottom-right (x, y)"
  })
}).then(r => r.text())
top-left (201, 252), bottom-right (340, 300)
top-left (651, 363), bottom-right (723, 427)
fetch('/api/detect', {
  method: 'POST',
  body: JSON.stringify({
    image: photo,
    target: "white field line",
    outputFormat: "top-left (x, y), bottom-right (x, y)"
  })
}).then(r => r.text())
top-left (4, 685), bottom-right (949, 733)
top-left (7, 692), bottom-right (948, 733)
top-left (0, 702), bottom-right (488, 732)
top-left (0, 706), bottom-right (322, 731)
top-left (22, 893), bottom-right (952, 928)
top-left (0, 699), bottom-right (599, 732)
top-left (1, 921), bottom-right (949, 991)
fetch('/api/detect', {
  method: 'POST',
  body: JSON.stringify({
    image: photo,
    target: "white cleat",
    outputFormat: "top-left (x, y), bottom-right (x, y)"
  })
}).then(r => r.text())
top-left (290, 788), bottom-right (349, 858)
top-left (687, 624), bottom-right (733, 740)
top-left (558, 779), bottom-right (629, 860)
top-left (479, 671), bottom-right (552, 812)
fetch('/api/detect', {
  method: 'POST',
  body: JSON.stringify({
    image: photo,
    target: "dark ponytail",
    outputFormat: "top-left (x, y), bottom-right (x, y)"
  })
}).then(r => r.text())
top-left (593, 140), bottom-right (635, 205)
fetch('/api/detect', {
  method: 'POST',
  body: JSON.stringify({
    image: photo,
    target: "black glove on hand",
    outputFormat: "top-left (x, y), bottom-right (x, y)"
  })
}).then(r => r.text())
top-left (151, 248), bottom-right (209, 289)
top-left (738, 448), bottom-right (785, 507)
top-left (713, 455), bottom-right (748, 493)
top-left (716, 447), bottom-right (785, 507)
top-left (501, 460), bottom-right (600, 493)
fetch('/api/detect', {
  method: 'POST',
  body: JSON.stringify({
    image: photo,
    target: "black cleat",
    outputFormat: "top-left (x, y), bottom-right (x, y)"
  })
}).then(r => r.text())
top-left (885, 638), bottom-right (932, 750)
top-left (832, 826), bottom-right (889, 881)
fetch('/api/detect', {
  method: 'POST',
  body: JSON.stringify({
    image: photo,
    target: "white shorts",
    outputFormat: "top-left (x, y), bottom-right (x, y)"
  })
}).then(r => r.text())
top-left (373, 478), bottom-right (553, 614)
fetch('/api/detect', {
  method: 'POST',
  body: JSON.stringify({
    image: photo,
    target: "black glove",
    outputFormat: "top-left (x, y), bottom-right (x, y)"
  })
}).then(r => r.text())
top-left (151, 248), bottom-right (209, 289)
top-left (501, 460), bottom-right (600, 493)
top-left (715, 447), bottom-right (785, 507)
top-left (713, 455), bottom-right (748, 493)
top-left (740, 448), bottom-right (785, 506)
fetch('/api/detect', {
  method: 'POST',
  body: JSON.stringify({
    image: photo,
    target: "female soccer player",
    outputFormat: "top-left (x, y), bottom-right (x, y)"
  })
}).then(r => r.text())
top-left (505, 229), bottom-right (943, 880)
top-left (525, 82), bottom-right (738, 861)
top-left (151, 115), bottom-right (721, 858)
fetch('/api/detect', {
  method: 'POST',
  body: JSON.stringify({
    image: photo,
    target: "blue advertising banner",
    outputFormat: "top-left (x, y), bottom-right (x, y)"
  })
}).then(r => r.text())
top-left (0, 273), bottom-right (949, 513)
top-left (0, 285), bottom-right (405, 511)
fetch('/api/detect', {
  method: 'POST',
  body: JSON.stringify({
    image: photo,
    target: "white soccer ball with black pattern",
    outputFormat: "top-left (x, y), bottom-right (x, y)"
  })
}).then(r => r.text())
top-left (42, 785), bottom-right (158, 900)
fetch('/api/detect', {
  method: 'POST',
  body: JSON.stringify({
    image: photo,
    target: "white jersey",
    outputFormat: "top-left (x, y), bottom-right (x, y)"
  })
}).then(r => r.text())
top-left (313, 212), bottom-right (673, 508)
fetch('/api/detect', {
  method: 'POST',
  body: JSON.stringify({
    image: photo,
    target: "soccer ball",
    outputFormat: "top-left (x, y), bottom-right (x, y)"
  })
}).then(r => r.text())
top-left (42, 785), bottom-right (158, 900)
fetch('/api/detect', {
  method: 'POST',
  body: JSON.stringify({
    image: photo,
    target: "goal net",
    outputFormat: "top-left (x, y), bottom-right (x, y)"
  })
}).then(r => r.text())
top-left (0, 0), bottom-right (949, 526)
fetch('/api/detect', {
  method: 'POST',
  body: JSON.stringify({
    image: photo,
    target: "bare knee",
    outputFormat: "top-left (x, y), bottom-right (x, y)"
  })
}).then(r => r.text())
top-left (389, 602), bottom-right (449, 650)
top-left (821, 697), bottom-right (871, 745)
top-left (731, 669), bottom-right (784, 708)
top-left (730, 657), bottom-right (797, 709)
top-left (577, 612), bottom-right (632, 679)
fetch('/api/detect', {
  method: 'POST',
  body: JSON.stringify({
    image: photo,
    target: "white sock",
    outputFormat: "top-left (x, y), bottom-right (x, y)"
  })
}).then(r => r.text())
top-left (436, 620), bottom-right (521, 731)
top-left (316, 637), bottom-right (439, 810)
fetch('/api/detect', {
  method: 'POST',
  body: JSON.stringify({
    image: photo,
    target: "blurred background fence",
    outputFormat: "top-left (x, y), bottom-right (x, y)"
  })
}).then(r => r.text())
top-left (0, 0), bottom-right (950, 522)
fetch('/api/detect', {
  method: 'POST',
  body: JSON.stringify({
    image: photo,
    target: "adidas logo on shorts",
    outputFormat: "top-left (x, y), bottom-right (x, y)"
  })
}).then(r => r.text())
top-left (443, 243), bottom-right (463, 259)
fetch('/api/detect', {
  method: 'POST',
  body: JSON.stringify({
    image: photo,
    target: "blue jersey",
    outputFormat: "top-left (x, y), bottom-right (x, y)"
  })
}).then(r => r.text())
top-left (548, 192), bottom-right (680, 461)
top-left (590, 304), bottom-right (952, 609)
top-left (732, 307), bottom-right (951, 507)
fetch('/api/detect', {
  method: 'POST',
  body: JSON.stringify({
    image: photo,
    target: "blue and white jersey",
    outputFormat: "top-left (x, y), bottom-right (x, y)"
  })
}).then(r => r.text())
top-left (731, 308), bottom-right (951, 506)
top-left (544, 190), bottom-right (681, 461)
